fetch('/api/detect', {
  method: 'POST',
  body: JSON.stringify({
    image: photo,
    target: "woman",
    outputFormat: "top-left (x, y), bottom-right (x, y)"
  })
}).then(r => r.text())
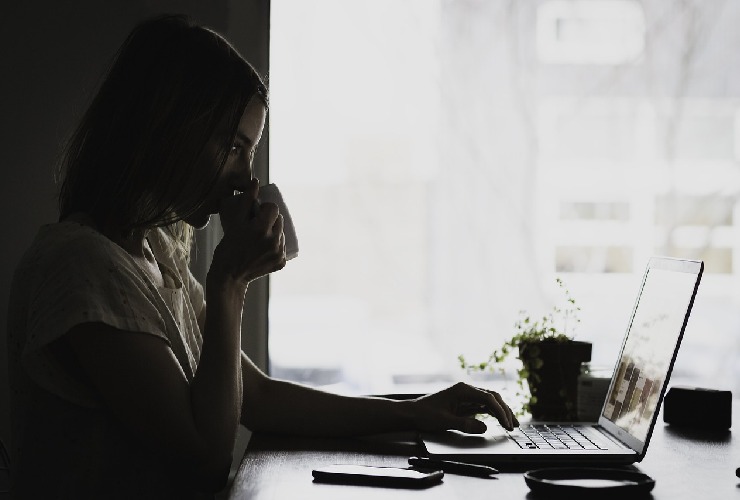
top-left (7, 15), bottom-right (517, 498)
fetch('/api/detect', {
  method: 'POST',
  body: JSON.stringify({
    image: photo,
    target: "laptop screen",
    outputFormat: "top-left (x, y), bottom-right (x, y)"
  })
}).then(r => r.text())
top-left (601, 262), bottom-right (701, 443)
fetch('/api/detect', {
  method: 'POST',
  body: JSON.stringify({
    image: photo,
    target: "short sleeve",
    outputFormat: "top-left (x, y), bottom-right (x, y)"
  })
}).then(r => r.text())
top-left (20, 228), bottom-right (170, 406)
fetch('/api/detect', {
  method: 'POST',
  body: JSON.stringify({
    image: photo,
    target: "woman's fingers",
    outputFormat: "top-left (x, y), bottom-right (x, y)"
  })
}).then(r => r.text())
top-left (255, 204), bottom-right (285, 256)
top-left (410, 383), bottom-right (519, 435)
top-left (453, 383), bottom-right (516, 431)
top-left (488, 389), bottom-right (519, 427)
top-left (212, 197), bottom-right (288, 285)
top-left (255, 201), bottom-right (279, 227)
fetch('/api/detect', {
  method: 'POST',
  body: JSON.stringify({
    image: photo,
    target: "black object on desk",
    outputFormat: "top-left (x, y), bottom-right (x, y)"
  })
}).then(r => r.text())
top-left (663, 386), bottom-right (732, 430)
top-left (312, 464), bottom-right (443, 489)
top-left (524, 468), bottom-right (655, 497)
top-left (408, 456), bottom-right (498, 477)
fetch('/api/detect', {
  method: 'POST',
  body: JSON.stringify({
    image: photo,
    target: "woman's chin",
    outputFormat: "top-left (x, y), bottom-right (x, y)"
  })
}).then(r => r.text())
top-left (183, 212), bottom-right (212, 230)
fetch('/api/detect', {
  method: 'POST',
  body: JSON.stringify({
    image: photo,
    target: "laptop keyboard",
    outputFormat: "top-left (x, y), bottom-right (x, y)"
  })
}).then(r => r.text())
top-left (507, 424), bottom-right (607, 450)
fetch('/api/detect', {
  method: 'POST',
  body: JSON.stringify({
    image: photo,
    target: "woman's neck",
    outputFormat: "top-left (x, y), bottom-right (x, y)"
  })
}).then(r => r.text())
top-left (115, 229), bottom-right (149, 259)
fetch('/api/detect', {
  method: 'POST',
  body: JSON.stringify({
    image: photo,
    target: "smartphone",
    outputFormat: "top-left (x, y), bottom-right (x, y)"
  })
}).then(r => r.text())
top-left (312, 464), bottom-right (443, 489)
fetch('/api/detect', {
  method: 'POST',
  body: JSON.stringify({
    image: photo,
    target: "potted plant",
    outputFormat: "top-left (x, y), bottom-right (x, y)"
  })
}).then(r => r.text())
top-left (459, 278), bottom-right (591, 421)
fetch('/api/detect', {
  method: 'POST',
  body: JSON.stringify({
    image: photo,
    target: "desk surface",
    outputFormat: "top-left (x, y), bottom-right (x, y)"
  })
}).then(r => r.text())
top-left (229, 407), bottom-right (740, 499)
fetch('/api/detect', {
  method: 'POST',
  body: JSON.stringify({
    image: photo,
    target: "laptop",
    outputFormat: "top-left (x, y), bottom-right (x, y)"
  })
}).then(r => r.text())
top-left (421, 256), bottom-right (703, 466)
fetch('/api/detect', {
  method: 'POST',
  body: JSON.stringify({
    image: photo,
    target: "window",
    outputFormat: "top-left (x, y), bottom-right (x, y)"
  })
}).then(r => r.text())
top-left (536, 0), bottom-right (645, 64)
top-left (268, 0), bottom-right (740, 405)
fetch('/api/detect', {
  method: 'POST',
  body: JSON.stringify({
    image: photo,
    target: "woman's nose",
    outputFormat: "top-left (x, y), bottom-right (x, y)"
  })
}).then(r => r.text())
top-left (244, 154), bottom-right (254, 181)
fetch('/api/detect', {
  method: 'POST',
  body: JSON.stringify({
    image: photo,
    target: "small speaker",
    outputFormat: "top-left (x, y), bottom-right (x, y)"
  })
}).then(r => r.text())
top-left (577, 370), bottom-right (611, 421)
top-left (663, 386), bottom-right (732, 430)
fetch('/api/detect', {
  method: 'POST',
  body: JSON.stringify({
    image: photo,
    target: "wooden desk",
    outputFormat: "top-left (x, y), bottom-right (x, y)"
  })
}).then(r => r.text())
top-left (229, 407), bottom-right (740, 499)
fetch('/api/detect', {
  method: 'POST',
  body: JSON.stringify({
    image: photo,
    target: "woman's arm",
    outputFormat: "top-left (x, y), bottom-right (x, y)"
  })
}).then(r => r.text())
top-left (238, 351), bottom-right (517, 437)
top-left (66, 302), bottom-right (241, 492)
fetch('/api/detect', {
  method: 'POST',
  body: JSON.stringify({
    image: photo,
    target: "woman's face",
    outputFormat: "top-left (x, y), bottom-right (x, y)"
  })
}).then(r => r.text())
top-left (184, 95), bottom-right (267, 229)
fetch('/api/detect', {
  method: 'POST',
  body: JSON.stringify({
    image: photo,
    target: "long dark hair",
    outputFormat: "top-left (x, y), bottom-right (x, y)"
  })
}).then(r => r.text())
top-left (58, 14), bottom-right (268, 260)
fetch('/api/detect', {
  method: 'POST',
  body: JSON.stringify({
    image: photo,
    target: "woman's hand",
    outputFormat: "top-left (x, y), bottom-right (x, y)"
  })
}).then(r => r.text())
top-left (409, 382), bottom-right (518, 434)
top-left (210, 179), bottom-right (287, 290)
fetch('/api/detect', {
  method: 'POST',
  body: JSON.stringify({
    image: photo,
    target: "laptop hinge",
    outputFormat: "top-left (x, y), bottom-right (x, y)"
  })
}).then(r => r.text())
top-left (593, 426), bottom-right (635, 451)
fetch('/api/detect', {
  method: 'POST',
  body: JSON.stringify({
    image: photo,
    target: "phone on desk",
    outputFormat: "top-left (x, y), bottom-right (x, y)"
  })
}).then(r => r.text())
top-left (312, 464), bottom-right (444, 489)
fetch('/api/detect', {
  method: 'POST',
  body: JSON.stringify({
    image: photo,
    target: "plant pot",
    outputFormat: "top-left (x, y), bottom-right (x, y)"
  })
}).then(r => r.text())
top-left (518, 339), bottom-right (592, 421)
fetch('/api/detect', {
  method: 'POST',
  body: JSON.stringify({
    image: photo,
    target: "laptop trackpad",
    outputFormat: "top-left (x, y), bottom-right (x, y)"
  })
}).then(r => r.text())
top-left (422, 427), bottom-right (519, 453)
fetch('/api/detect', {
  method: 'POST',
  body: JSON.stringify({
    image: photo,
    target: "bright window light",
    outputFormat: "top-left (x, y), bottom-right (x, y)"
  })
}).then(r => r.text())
top-left (268, 0), bottom-right (740, 402)
top-left (537, 0), bottom-right (646, 64)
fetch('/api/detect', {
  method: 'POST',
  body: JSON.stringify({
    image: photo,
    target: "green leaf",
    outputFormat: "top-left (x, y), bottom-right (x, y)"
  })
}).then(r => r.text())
top-left (457, 355), bottom-right (466, 369)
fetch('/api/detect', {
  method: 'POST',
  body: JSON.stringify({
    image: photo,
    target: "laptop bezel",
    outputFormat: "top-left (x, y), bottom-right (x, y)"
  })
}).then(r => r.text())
top-left (595, 256), bottom-right (703, 459)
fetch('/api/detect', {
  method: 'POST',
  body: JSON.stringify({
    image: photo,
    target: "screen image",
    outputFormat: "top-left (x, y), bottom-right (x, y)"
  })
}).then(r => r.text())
top-left (602, 268), bottom-right (698, 442)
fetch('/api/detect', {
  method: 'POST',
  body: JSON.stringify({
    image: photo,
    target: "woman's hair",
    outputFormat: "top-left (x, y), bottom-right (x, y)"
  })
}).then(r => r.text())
top-left (57, 14), bottom-right (268, 261)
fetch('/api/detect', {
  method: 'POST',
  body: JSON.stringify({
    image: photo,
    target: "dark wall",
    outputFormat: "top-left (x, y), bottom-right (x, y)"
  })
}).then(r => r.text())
top-left (0, 0), bottom-right (269, 455)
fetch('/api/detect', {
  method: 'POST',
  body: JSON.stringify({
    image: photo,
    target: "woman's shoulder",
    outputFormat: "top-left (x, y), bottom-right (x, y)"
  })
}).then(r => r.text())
top-left (40, 219), bottom-right (120, 254)
top-left (17, 221), bottom-right (132, 280)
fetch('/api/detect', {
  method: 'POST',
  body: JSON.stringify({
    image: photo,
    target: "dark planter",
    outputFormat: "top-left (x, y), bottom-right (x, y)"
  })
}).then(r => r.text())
top-left (518, 339), bottom-right (592, 421)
